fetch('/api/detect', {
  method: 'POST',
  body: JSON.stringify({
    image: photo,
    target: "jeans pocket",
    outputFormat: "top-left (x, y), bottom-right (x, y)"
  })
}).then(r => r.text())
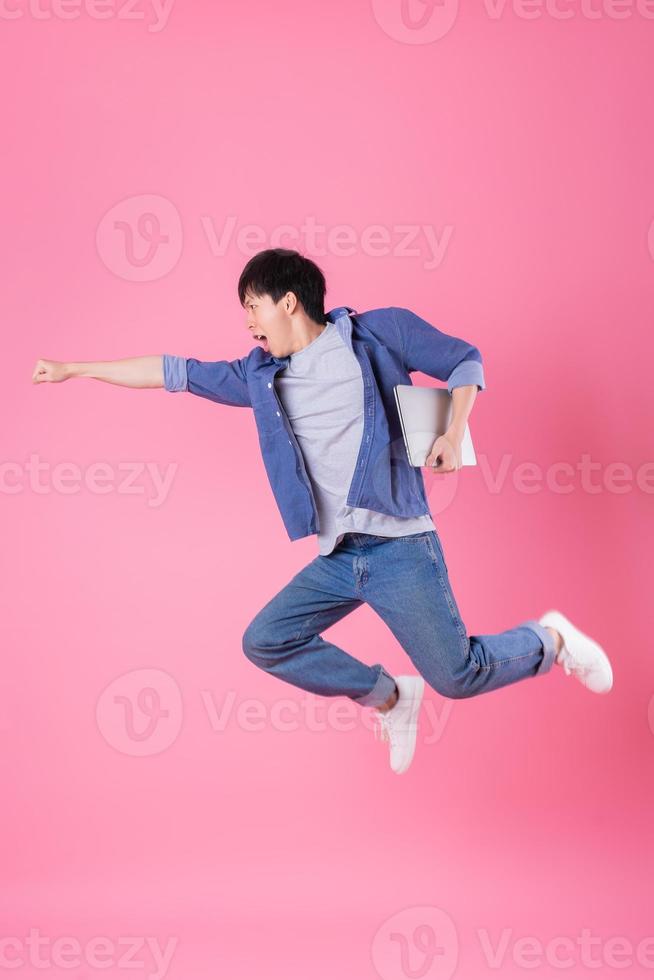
top-left (427, 530), bottom-right (449, 572)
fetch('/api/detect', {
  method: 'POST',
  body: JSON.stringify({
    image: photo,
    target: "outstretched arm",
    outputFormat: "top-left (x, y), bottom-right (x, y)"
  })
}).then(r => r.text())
top-left (31, 356), bottom-right (164, 388)
top-left (32, 353), bottom-right (253, 407)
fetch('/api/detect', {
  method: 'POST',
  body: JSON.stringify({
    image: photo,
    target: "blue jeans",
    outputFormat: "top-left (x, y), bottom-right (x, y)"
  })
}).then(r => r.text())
top-left (242, 530), bottom-right (557, 708)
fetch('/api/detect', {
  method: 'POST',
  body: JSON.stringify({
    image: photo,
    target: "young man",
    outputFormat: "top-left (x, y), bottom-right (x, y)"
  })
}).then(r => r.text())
top-left (32, 248), bottom-right (614, 774)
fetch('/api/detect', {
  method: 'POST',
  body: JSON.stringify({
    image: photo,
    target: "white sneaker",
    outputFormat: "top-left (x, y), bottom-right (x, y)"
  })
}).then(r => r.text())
top-left (372, 675), bottom-right (425, 774)
top-left (539, 609), bottom-right (613, 694)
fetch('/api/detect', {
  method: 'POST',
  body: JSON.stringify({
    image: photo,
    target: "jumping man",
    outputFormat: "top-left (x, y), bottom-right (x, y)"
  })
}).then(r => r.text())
top-left (32, 248), bottom-right (614, 774)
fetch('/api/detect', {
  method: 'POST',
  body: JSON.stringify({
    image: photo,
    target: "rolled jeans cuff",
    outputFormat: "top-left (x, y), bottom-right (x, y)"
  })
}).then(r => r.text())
top-left (352, 664), bottom-right (397, 708)
top-left (519, 619), bottom-right (558, 675)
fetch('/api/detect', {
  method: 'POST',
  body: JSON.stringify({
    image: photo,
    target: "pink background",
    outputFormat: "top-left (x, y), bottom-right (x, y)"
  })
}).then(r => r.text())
top-left (2, 2), bottom-right (653, 978)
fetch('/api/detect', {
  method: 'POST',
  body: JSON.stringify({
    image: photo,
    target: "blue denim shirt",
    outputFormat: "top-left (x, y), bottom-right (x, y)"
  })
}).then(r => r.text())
top-left (163, 306), bottom-right (485, 541)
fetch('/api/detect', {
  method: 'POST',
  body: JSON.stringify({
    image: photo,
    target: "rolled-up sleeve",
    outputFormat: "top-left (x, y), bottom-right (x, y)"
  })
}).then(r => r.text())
top-left (162, 353), bottom-right (251, 407)
top-left (162, 354), bottom-right (188, 392)
top-left (446, 357), bottom-right (486, 394)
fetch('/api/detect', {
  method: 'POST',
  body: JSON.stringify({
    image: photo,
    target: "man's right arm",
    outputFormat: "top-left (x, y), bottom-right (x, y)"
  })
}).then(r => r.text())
top-left (31, 356), bottom-right (164, 388)
top-left (32, 353), bottom-right (252, 407)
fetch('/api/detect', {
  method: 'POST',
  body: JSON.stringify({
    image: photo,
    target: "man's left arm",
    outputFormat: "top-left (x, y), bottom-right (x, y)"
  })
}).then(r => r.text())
top-left (390, 307), bottom-right (485, 472)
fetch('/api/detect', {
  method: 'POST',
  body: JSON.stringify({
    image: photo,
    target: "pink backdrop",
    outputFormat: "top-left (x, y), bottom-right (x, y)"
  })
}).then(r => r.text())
top-left (3, 2), bottom-right (653, 978)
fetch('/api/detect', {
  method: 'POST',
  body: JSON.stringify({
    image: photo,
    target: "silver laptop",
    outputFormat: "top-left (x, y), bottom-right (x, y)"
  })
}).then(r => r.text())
top-left (393, 384), bottom-right (477, 467)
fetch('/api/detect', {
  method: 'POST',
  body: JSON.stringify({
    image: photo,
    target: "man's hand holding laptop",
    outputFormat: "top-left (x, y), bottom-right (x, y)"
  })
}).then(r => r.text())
top-left (425, 429), bottom-right (463, 473)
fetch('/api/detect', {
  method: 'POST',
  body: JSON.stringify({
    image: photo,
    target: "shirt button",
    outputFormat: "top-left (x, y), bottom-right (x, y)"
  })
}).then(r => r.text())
top-left (276, 411), bottom-right (280, 416)
top-left (267, 382), bottom-right (272, 388)
top-left (288, 439), bottom-right (292, 446)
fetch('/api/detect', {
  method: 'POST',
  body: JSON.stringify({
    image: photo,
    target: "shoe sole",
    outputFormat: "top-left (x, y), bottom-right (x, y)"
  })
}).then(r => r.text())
top-left (394, 677), bottom-right (426, 775)
top-left (539, 609), bottom-right (613, 694)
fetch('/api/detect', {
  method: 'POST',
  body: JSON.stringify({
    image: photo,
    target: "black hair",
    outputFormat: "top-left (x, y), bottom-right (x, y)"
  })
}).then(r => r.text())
top-left (237, 248), bottom-right (327, 324)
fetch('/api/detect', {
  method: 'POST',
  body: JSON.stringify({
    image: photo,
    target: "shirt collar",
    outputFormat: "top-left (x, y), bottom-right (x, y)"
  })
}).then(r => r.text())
top-left (270, 306), bottom-right (357, 364)
top-left (325, 305), bottom-right (357, 322)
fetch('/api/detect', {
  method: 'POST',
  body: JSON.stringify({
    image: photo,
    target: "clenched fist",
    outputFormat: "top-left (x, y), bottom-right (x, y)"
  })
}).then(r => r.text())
top-left (32, 359), bottom-right (70, 384)
top-left (425, 433), bottom-right (462, 473)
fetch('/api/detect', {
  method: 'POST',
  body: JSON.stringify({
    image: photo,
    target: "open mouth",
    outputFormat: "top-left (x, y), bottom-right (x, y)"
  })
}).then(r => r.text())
top-left (253, 334), bottom-right (269, 352)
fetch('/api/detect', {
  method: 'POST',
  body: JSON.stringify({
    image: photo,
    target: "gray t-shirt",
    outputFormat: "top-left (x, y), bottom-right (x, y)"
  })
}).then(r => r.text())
top-left (274, 322), bottom-right (435, 556)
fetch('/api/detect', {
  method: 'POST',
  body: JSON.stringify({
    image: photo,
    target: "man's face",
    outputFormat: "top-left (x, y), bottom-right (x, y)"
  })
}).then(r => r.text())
top-left (243, 290), bottom-right (291, 357)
